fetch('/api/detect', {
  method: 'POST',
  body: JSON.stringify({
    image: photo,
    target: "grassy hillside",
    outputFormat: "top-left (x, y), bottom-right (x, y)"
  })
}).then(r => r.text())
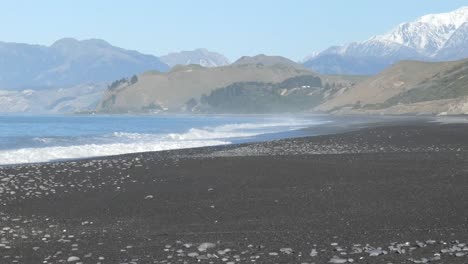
top-left (316, 59), bottom-right (467, 112)
top-left (383, 60), bottom-right (468, 106)
top-left (97, 56), bottom-right (317, 113)
top-left (96, 54), bottom-right (367, 114)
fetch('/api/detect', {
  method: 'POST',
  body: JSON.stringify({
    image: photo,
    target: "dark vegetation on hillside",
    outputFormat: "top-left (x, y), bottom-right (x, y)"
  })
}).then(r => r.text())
top-left (185, 75), bottom-right (345, 113)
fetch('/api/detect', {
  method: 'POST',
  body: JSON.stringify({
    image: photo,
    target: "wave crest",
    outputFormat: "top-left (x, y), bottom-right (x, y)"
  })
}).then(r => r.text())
top-left (0, 140), bottom-right (229, 165)
top-left (0, 117), bottom-right (330, 165)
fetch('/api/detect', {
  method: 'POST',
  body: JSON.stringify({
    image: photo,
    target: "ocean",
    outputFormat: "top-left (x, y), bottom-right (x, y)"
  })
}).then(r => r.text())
top-left (0, 114), bottom-right (331, 165)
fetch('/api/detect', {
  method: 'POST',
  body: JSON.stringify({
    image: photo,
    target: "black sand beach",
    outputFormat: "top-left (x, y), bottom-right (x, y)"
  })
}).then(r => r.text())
top-left (1, 121), bottom-right (468, 263)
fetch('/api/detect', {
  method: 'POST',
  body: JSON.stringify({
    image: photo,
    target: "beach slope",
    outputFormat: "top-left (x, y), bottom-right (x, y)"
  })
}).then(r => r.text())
top-left (1, 122), bottom-right (468, 263)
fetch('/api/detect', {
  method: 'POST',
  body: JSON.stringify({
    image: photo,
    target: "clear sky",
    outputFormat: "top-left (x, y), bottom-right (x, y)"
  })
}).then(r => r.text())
top-left (0, 0), bottom-right (466, 61)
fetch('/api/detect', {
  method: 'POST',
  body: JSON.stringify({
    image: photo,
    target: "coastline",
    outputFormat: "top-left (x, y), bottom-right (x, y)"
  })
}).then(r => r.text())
top-left (0, 114), bottom-right (449, 168)
top-left (1, 120), bottom-right (468, 263)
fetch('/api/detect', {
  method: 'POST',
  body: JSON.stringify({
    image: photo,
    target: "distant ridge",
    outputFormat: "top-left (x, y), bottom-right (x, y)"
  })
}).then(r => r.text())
top-left (160, 49), bottom-right (230, 68)
top-left (233, 54), bottom-right (308, 70)
top-left (0, 38), bottom-right (169, 89)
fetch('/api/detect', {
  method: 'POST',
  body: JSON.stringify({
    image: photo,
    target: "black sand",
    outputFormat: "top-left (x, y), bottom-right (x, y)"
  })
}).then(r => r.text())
top-left (1, 122), bottom-right (468, 263)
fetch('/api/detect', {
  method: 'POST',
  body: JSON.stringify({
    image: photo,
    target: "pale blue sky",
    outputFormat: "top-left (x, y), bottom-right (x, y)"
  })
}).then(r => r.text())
top-left (0, 0), bottom-right (466, 61)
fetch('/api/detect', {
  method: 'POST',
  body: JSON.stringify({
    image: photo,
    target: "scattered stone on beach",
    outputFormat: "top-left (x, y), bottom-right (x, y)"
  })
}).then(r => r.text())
top-left (1, 124), bottom-right (468, 263)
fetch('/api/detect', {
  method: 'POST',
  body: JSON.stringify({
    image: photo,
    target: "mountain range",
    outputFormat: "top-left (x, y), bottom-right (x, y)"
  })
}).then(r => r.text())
top-left (0, 6), bottom-right (467, 115)
top-left (0, 40), bottom-right (232, 113)
top-left (303, 6), bottom-right (468, 75)
top-left (0, 38), bottom-right (170, 90)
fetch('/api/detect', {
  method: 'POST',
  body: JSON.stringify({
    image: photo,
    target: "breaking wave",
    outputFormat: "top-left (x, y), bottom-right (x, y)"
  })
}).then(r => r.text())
top-left (0, 117), bottom-right (329, 165)
top-left (0, 140), bottom-right (229, 165)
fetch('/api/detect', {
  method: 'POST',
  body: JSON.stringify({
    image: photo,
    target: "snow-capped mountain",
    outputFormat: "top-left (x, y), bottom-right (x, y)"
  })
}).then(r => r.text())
top-left (437, 22), bottom-right (468, 60)
top-left (374, 6), bottom-right (468, 56)
top-left (159, 49), bottom-right (230, 68)
top-left (300, 51), bottom-right (320, 63)
top-left (304, 6), bottom-right (468, 75)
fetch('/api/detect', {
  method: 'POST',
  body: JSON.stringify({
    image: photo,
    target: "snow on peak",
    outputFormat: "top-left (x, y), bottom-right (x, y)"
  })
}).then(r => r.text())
top-left (418, 6), bottom-right (468, 28)
top-left (302, 51), bottom-right (320, 62)
top-left (374, 6), bottom-right (468, 55)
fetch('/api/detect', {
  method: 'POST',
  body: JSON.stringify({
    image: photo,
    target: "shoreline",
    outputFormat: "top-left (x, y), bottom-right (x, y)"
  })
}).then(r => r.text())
top-left (0, 115), bottom-right (450, 168)
top-left (1, 121), bottom-right (468, 263)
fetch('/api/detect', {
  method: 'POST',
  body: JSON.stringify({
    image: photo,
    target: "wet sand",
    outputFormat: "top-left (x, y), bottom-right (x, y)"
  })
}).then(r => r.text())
top-left (1, 122), bottom-right (468, 263)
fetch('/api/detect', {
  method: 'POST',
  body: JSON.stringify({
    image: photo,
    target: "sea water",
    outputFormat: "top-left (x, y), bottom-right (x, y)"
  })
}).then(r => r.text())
top-left (0, 114), bottom-right (330, 165)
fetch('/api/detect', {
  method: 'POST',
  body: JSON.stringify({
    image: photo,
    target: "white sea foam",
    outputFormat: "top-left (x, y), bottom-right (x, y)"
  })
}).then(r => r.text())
top-left (0, 118), bottom-right (330, 165)
top-left (0, 139), bottom-right (229, 165)
top-left (167, 128), bottom-right (256, 140)
top-left (167, 119), bottom-right (325, 140)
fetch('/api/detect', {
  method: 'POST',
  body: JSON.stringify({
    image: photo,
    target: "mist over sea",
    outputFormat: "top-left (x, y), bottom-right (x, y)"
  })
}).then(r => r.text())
top-left (0, 114), bottom-right (330, 165)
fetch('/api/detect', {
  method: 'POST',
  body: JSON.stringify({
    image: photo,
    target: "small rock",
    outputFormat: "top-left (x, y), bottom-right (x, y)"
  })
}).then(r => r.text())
top-left (198, 242), bottom-right (216, 252)
top-left (329, 256), bottom-right (348, 263)
top-left (369, 249), bottom-right (384, 256)
top-left (67, 256), bottom-right (80, 262)
top-left (187, 252), bottom-right (199, 258)
top-left (440, 249), bottom-right (450, 254)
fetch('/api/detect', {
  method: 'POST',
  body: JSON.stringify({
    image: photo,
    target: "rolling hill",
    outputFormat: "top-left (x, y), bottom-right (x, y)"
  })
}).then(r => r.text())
top-left (315, 58), bottom-right (468, 115)
top-left (97, 55), bottom-right (316, 113)
top-left (96, 55), bottom-right (366, 114)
